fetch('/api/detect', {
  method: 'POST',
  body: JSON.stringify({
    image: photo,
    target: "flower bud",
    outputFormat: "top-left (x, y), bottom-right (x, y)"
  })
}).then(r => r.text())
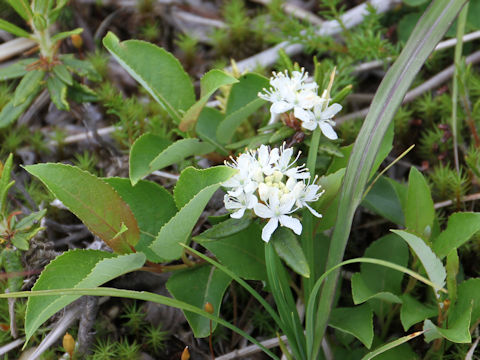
top-left (71, 34), bottom-right (83, 49)
top-left (204, 302), bottom-right (214, 314)
top-left (181, 346), bottom-right (190, 360)
top-left (63, 332), bottom-right (75, 358)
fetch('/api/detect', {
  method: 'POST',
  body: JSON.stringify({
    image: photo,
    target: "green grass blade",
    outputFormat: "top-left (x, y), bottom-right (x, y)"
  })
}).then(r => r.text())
top-left (311, 1), bottom-right (468, 358)
top-left (360, 331), bottom-right (424, 360)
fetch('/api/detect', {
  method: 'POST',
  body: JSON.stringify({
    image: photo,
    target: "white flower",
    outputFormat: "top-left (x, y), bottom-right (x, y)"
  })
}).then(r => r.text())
top-left (259, 69), bottom-right (321, 124)
top-left (302, 102), bottom-right (342, 139)
top-left (223, 152), bottom-right (259, 195)
top-left (253, 189), bottom-right (301, 242)
top-left (275, 144), bottom-right (309, 179)
top-left (224, 192), bottom-right (258, 219)
top-left (287, 177), bottom-right (324, 218)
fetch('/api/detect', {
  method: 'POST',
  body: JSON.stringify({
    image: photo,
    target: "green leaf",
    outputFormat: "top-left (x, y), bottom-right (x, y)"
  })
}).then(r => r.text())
top-left (405, 167), bottom-right (435, 238)
top-left (174, 166), bottom-right (234, 209)
top-left (60, 55), bottom-right (101, 82)
top-left (195, 107), bottom-right (228, 155)
top-left (25, 250), bottom-right (145, 343)
top-left (216, 73), bottom-right (269, 144)
top-left (271, 227), bottom-right (310, 278)
top-left (391, 230), bottom-right (446, 293)
top-left (129, 133), bottom-right (172, 185)
top-left (398, 13), bottom-right (423, 43)
top-left (433, 212), bottom-right (480, 259)
top-left (400, 294), bottom-right (437, 331)
top-left (52, 64), bottom-right (73, 85)
top-left (103, 32), bottom-right (195, 123)
top-left (351, 274), bottom-right (402, 305)
top-left (360, 331), bottom-right (424, 360)
top-left (196, 222), bottom-right (266, 280)
top-left (179, 70), bottom-right (238, 132)
top-left (423, 305), bottom-right (471, 343)
top-left (0, 58), bottom-right (36, 81)
top-left (149, 166), bottom-right (236, 261)
top-left (314, 1), bottom-right (467, 356)
top-left (67, 82), bottom-right (97, 103)
top-left (446, 249), bottom-right (459, 304)
top-left (149, 139), bottom-right (214, 178)
top-left (370, 121), bottom-right (394, 179)
top-left (50, 28), bottom-right (83, 43)
top-left (166, 264), bottom-right (231, 337)
top-left (13, 70), bottom-right (45, 106)
top-left (0, 90), bottom-right (38, 129)
top-left (0, 154), bottom-right (14, 213)
top-left (24, 164), bottom-right (140, 253)
top-left (329, 304), bottom-right (374, 348)
top-left (6, 0), bottom-right (32, 21)
top-left (104, 178), bottom-right (177, 263)
top-left (47, 76), bottom-right (69, 111)
top-left (195, 217), bottom-right (252, 240)
top-left (268, 126), bottom-right (295, 144)
top-left (0, 19), bottom-right (31, 38)
top-left (1, 248), bottom-right (23, 292)
top-left (362, 176), bottom-right (404, 225)
top-left (449, 278), bottom-right (480, 327)
top-left (403, 0), bottom-right (429, 5)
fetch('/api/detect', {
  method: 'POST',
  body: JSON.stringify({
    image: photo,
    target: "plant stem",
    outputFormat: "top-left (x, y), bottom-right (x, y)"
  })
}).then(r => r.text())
top-left (302, 127), bottom-right (322, 301)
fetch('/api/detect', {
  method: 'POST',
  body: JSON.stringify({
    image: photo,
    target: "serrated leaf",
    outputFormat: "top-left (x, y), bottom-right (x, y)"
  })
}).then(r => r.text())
top-left (0, 58), bottom-right (36, 81)
top-left (433, 212), bottom-right (480, 259)
top-left (271, 227), bottom-right (310, 278)
top-left (216, 73), bottom-right (269, 144)
top-left (400, 294), bottom-right (437, 331)
top-left (195, 107), bottom-right (228, 155)
top-left (405, 167), bottom-right (434, 239)
top-left (104, 178), bottom-right (177, 263)
top-left (47, 76), bottom-right (69, 111)
top-left (196, 222), bottom-right (266, 280)
top-left (179, 69), bottom-right (238, 131)
top-left (423, 305), bottom-right (471, 343)
top-left (13, 70), bottom-right (44, 106)
top-left (174, 166), bottom-right (234, 209)
top-left (391, 230), bottom-right (446, 294)
top-left (167, 264), bottom-right (231, 337)
top-left (25, 250), bottom-right (145, 343)
top-left (0, 90), bottom-right (38, 129)
top-left (25, 164), bottom-right (140, 253)
top-left (149, 139), bottom-right (215, 181)
top-left (329, 304), bottom-right (374, 348)
top-left (149, 166), bottom-right (236, 261)
top-left (103, 32), bottom-right (194, 123)
top-left (128, 133), bottom-right (172, 185)
top-left (362, 176), bottom-right (404, 225)
top-left (0, 19), bottom-right (31, 38)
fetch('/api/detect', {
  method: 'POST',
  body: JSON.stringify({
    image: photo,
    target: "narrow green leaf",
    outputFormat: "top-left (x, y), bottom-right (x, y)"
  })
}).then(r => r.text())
top-left (0, 90), bottom-right (38, 129)
top-left (391, 230), bottom-right (446, 293)
top-left (1, 248), bottom-right (23, 292)
top-left (0, 19), bottom-right (31, 38)
top-left (271, 227), bottom-right (310, 278)
top-left (103, 32), bottom-right (195, 123)
top-left (195, 217), bottom-right (252, 240)
top-left (400, 294), bottom-right (437, 331)
top-left (47, 76), bottom-right (69, 111)
top-left (0, 287), bottom-right (279, 360)
top-left (179, 69), bottom-right (238, 131)
top-left (24, 164), bottom-right (140, 253)
top-left (6, 0), bottom-right (32, 21)
top-left (329, 304), bottom-right (374, 348)
top-left (13, 70), bottom-right (44, 106)
top-left (360, 331), bottom-right (424, 360)
top-left (149, 139), bottom-right (214, 176)
top-left (104, 178), bottom-right (177, 263)
top-left (405, 167), bottom-right (435, 238)
top-left (50, 28), bottom-right (83, 43)
top-left (149, 166), bottom-right (236, 261)
top-left (25, 250), bottom-right (145, 343)
top-left (0, 59), bottom-right (36, 81)
top-left (370, 121), bottom-right (394, 179)
top-left (129, 133), bottom-right (172, 185)
top-left (52, 64), bottom-right (73, 85)
top-left (167, 265), bottom-right (231, 337)
top-left (423, 305), bottom-right (471, 343)
top-left (433, 212), bottom-right (480, 259)
top-left (216, 73), bottom-right (269, 144)
top-left (0, 154), bottom-right (14, 213)
top-left (174, 166), bottom-right (234, 209)
top-left (446, 249), bottom-right (459, 304)
top-left (60, 55), bottom-right (101, 82)
top-left (314, 1), bottom-right (467, 357)
top-left (196, 222), bottom-right (266, 280)
top-left (195, 107), bottom-right (228, 155)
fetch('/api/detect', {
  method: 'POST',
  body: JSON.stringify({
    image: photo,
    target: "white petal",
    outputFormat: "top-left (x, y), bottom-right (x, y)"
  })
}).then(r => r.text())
top-left (271, 101), bottom-right (293, 114)
top-left (262, 218), bottom-right (279, 242)
top-left (268, 112), bottom-right (280, 125)
top-left (231, 208), bottom-right (246, 219)
top-left (254, 203), bottom-right (273, 219)
top-left (294, 106), bottom-right (311, 123)
top-left (319, 122), bottom-right (338, 140)
top-left (321, 103), bottom-right (342, 119)
top-left (305, 203), bottom-right (322, 218)
top-left (301, 120), bottom-right (317, 131)
top-left (279, 215), bottom-right (302, 235)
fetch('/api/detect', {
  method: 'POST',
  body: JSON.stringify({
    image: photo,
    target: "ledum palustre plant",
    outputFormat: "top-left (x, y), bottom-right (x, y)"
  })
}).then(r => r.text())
top-left (1, 1), bottom-right (479, 359)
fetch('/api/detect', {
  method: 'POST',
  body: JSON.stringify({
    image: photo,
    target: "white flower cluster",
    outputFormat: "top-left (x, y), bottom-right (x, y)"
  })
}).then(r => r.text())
top-left (223, 144), bottom-right (324, 242)
top-left (258, 68), bottom-right (342, 140)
